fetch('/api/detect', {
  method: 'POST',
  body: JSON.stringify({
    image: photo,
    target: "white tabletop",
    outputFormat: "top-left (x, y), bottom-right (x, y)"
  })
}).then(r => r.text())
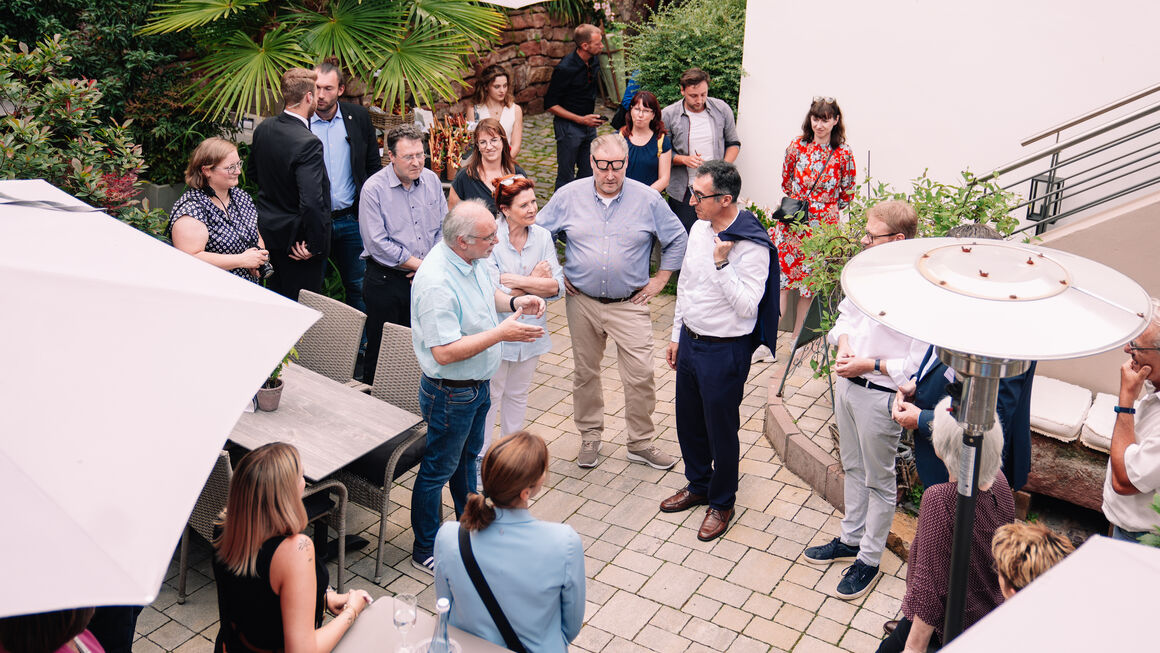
top-left (230, 363), bottom-right (421, 480)
top-left (334, 596), bottom-right (510, 653)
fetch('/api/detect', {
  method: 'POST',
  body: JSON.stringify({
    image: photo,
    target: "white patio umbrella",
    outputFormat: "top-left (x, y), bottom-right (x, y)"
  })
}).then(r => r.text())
top-left (0, 180), bottom-right (320, 617)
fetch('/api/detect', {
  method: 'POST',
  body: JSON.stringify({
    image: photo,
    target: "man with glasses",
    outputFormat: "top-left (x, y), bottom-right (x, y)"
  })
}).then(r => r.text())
top-left (1102, 299), bottom-right (1160, 543)
top-left (249, 67), bottom-right (331, 300)
top-left (538, 133), bottom-right (688, 470)
top-left (661, 68), bottom-right (741, 231)
top-left (359, 123), bottom-right (447, 384)
top-left (544, 23), bottom-right (605, 190)
top-left (803, 200), bottom-right (928, 600)
top-left (408, 199), bottom-right (546, 575)
top-left (661, 160), bottom-right (777, 541)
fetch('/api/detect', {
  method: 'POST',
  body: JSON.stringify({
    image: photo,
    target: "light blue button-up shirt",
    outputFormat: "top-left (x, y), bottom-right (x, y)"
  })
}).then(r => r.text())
top-left (486, 218), bottom-right (564, 362)
top-left (411, 241), bottom-right (500, 380)
top-left (434, 509), bottom-right (585, 653)
top-left (359, 165), bottom-right (446, 268)
top-left (309, 110), bottom-right (356, 211)
top-left (536, 177), bottom-right (687, 298)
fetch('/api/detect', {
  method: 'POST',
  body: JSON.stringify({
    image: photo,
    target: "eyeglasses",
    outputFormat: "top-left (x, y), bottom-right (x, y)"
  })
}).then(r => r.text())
top-left (217, 162), bottom-right (243, 173)
top-left (593, 158), bottom-right (626, 171)
top-left (688, 186), bottom-right (727, 202)
top-left (467, 229), bottom-right (499, 243)
top-left (630, 105), bottom-right (654, 114)
top-left (813, 96), bottom-right (836, 104)
top-left (1127, 340), bottom-right (1160, 353)
top-left (862, 230), bottom-right (901, 241)
top-left (393, 152), bottom-right (425, 163)
top-left (478, 137), bottom-right (503, 150)
top-left (498, 174), bottom-right (527, 187)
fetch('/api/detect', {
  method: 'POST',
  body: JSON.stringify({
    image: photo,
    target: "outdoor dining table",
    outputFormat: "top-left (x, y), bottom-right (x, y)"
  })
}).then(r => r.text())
top-left (230, 362), bottom-right (421, 481)
top-left (334, 595), bottom-right (510, 653)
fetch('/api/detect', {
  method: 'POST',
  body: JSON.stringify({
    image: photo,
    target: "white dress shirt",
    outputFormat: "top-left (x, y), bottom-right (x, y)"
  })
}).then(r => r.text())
top-left (826, 296), bottom-right (927, 389)
top-left (671, 217), bottom-right (769, 340)
top-left (1102, 384), bottom-right (1160, 532)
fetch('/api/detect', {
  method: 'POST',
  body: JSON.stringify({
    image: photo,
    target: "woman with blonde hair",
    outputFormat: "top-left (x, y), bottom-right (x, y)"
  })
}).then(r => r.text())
top-left (464, 64), bottom-right (524, 158)
top-left (170, 137), bottom-right (269, 281)
top-left (991, 522), bottom-right (1074, 598)
top-left (212, 443), bottom-right (371, 653)
top-left (434, 432), bottom-right (584, 653)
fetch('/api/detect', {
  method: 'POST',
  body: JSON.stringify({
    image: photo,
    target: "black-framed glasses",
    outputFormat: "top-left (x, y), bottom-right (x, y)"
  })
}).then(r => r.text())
top-left (813, 96), bottom-right (836, 104)
top-left (688, 186), bottom-right (726, 202)
top-left (593, 158), bottom-right (626, 171)
top-left (862, 230), bottom-right (901, 241)
top-left (1127, 340), bottom-right (1160, 353)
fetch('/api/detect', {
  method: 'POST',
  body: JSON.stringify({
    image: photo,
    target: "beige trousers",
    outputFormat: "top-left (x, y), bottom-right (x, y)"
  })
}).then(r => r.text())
top-left (565, 293), bottom-right (657, 450)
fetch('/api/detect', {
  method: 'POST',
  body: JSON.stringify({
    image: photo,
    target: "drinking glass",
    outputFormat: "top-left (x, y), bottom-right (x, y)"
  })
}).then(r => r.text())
top-left (393, 593), bottom-right (418, 653)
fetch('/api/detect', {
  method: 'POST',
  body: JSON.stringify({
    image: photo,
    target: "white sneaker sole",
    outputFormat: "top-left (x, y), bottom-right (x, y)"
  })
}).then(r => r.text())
top-left (625, 450), bottom-right (677, 470)
top-left (836, 570), bottom-right (880, 600)
top-left (411, 557), bottom-right (434, 576)
top-left (577, 442), bottom-right (601, 468)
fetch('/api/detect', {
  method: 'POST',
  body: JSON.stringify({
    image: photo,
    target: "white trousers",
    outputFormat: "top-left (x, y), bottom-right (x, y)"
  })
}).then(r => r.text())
top-left (483, 356), bottom-right (540, 451)
top-left (834, 377), bottom-right (900, 567)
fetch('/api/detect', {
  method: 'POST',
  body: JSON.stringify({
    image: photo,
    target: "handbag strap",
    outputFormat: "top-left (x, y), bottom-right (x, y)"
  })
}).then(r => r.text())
top-left (458, 525), bottom-right (529, 653)
top-left (805, 146), bottom-right (835, 195)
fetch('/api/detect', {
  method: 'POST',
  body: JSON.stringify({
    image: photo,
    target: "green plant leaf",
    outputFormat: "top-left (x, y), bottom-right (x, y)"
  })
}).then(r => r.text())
top-left (369, 24), bottom-right (469, 113)
top-left (139, 0), bottom-right (268, 34)
top-left (189, 26), bottom-right (312, 119)
top-left (291, 0), bottom-right (408, 73)
top-left (406, 0), bottom-right (507, 44)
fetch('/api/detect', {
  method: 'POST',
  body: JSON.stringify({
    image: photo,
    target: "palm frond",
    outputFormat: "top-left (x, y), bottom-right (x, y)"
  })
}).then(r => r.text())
top-left (139, 0), bottom-right (268, 35)
top-left (370, 25), bottom-right (470, 112)
top-left (291, 0), bottom-right (408, 72)
top-left (189, 27), bottom-right (312, 119)
top-left (407, 0), bottom-right (507, 44)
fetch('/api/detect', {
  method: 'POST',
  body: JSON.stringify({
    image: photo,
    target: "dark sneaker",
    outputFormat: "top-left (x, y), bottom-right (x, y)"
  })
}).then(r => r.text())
top-left (836, 560), bottom-right (880, 600)
top-left (802, 537), bottom-right (860, 566)
top-left (411, 553), bottom-right (434, 576)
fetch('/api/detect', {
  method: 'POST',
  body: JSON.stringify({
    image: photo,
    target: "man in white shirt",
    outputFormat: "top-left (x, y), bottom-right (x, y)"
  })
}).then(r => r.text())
top-left (661, 161), bottom-right (773, 542)
top-left (1102, 302), bottom-right (1160, 543)
top-left (804, 200), bottom-right (928, 600)
top-left (661, 68), bottom-right (740, 231)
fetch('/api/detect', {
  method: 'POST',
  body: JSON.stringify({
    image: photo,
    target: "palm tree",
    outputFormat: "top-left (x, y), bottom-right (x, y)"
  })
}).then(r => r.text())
top-left (140, 0), bottom-right (507, 120)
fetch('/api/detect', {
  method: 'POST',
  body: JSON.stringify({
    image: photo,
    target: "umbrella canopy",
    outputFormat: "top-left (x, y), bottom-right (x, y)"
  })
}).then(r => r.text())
top-left (942, 536), bottom-right (1160, 650)
top-left (0, 180), bottom-right (320, 617)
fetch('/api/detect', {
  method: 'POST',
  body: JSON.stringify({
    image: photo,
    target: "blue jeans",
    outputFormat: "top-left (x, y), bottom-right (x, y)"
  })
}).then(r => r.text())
top-left (411, 376), bottom-right (490, 557)
top-left (1112, 524), bottom-right (1150, 543)
top-left (328, 214), bottom-right (367, 313)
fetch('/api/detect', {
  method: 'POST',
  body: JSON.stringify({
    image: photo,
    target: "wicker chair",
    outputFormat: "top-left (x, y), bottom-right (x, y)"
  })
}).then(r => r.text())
top-left (296, 289), bottom-right (366, 384)
top-left (330, 322), bottom-right (428, 583)
top-left (302, 479), bottom-right (349, 593)
top-left (178, 450), bottom-right (232, 604)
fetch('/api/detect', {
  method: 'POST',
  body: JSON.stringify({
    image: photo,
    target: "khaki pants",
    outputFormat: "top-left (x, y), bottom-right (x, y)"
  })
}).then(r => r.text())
top-left (565, 293), bottom-right (657, 451)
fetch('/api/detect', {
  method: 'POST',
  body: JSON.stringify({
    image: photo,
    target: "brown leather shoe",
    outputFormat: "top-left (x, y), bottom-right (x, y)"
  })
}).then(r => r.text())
top-left (883, 620), bottom-right (899, 636)
top-left (697, 507), bottom-right (734, 541)
top-left (659, 489), bottom-right (708, 513)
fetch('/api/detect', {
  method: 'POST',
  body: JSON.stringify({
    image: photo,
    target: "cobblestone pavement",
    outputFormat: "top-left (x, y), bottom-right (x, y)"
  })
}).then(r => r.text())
top-left (140, 113), bottom-right (907, 653)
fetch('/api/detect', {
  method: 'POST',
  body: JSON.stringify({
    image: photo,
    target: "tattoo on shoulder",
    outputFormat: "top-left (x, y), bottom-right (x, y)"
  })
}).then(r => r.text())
top-left (297, 538), bottom-right (309, 551)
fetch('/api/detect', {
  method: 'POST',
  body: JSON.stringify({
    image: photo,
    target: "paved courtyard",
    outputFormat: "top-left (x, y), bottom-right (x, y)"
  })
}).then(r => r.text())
top-left (137, 112), bottom-right (908, 653)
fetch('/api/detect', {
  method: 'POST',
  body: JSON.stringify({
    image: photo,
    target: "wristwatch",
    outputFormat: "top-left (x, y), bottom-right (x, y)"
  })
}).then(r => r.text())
top-left (715, 260), bottom-right (729, 270)
top-left (1114, 405), bottom-right (1137, 415)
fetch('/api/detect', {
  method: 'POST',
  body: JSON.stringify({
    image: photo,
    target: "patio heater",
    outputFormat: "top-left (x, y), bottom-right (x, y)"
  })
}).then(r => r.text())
top-left (840, 237), bottom-right (1151, 642)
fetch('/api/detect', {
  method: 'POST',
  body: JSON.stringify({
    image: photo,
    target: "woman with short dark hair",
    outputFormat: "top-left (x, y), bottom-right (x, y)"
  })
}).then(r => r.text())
top-left (434, 432), bottom-right (584, 653)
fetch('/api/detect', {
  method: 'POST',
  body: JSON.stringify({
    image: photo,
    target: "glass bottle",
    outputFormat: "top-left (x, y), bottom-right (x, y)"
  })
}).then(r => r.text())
top-left (428, 598), bottom-right (451, 653)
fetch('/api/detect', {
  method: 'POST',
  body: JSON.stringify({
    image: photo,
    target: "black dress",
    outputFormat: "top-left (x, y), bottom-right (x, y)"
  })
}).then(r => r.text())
top-left (451, 164), bottom-right (527, 215)
top-left (212, 534), bottom-right (327, 653)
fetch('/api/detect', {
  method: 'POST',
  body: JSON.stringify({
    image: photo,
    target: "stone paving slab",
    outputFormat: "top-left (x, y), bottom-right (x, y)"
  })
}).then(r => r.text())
top-left (142, 110), bottom-right (907, 653)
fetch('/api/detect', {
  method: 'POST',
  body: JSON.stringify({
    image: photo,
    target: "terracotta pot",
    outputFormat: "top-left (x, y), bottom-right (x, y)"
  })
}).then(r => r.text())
top-left (256, 379), bottom-right (283, 411)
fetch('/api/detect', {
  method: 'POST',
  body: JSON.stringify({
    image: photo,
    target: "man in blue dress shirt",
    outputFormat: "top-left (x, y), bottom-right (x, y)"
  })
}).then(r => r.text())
top-left (538, 133), bottom-right (688, 470)
top-left (408, 200), bottom-right (546, 575)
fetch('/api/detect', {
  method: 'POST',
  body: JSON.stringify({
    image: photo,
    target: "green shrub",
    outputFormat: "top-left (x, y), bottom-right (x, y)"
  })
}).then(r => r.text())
top-left (626, 0), bottom-right (746, 112)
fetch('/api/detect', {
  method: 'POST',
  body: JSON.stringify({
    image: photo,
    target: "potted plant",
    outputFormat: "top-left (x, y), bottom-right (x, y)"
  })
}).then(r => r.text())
top-left (256, 347), bottom-right (297, 411)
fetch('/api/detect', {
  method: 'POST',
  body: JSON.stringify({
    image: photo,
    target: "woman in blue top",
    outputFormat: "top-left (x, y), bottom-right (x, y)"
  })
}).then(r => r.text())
top-left (434, 432), bottom-right (585, 653)
top-left (620, 90), bottom-right (672, 193)
top-left (481, 174), bottom-right (564, 450)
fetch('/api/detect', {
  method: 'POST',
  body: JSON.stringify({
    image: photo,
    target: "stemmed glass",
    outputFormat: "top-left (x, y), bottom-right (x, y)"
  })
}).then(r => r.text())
top-left (393, 593), bottom-right (418, 653)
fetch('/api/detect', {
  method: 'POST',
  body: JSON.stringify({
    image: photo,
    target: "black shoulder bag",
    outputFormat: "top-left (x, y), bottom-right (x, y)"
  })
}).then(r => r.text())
top-left (458, 525), bottom-right (529, 653)
top-left (773, 146), bottom-right (835, 226)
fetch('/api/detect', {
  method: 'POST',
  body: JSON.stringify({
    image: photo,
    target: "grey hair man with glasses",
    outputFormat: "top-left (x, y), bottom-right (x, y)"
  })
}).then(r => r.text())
top-left (358, 123), bottom-right (447, 384)
top-left (538, 132), bottom-right (688, 470)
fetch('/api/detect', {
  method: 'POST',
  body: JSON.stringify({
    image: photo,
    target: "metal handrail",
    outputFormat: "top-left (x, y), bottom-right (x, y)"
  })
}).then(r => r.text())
top-left (1021, 81), bottom-right (1160, 147)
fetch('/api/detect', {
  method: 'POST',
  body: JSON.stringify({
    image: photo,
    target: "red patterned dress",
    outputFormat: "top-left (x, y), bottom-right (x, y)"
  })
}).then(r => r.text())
top-left (773, 137), bottom-right (856, 294)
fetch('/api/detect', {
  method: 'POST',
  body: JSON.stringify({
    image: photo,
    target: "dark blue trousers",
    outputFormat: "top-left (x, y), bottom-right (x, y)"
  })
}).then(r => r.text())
top-left (674, 328), bottom-right (751, 510)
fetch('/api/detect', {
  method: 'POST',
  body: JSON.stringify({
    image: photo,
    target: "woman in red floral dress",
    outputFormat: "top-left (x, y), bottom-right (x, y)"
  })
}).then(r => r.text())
top-left (774, 97), bottom-right (856, 339)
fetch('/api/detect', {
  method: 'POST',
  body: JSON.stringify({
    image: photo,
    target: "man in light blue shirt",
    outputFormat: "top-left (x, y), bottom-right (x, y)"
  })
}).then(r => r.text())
top-left (408, 199), bottom-right (546, 575)
top-left (537, 132), bottom-right (688, 470)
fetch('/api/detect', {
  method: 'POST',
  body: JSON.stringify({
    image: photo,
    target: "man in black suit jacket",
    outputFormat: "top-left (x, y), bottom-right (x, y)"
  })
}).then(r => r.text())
top-left (311, 60), bottom-right (381, 312)
top-left (249, 67), bottom-right (332, 300)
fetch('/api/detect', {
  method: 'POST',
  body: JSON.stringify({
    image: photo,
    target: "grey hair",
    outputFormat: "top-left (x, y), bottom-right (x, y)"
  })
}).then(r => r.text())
top-left (591, 132), bottom-right (628, 158)
top-left (931, 395), bottom-right (1004, 484)
top-left (442, 199), bottom-right (493, 248)
top-left (1149, 297), bottom-right (1160, 347)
